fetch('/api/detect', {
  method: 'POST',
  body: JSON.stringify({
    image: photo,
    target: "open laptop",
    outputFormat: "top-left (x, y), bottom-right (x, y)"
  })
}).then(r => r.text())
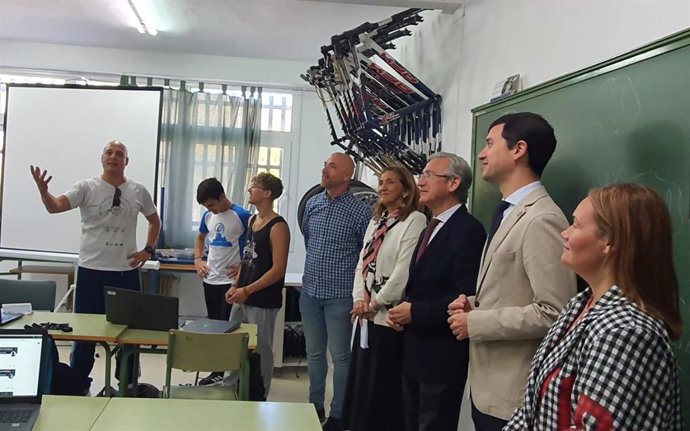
top-left (0, 329), bottom-right (49, 431)
top-left (180, 318), bottom-right (240, 334)
top-left (104, 287), bottom-right (179, 331)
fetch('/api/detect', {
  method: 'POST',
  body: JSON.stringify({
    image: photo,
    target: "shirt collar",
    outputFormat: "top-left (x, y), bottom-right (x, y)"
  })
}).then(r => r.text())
top-left (323, 189), bottom-right (351, 202)
top-left (504, 181), bottom-right (542, 207)
top-left (434, 203), bottom-right (463, 225)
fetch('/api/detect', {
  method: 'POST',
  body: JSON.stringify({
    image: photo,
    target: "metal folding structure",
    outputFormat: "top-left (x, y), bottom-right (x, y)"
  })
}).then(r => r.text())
top-left (301, 9), bottom-right (442, 175)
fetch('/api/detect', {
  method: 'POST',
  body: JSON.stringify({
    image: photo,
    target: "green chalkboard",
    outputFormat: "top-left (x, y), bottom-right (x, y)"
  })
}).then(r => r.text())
top-left (470, 29), bottom-right (690, 420)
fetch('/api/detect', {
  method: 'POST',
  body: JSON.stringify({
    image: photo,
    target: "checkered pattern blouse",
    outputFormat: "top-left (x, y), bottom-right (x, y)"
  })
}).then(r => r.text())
top-left (301, 190), bottom-right (371, 299)
top-left (505, 285), bottom-right (683, 430)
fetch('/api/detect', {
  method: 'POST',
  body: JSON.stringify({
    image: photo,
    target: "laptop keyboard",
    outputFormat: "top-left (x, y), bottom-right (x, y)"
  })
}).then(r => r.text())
top-left (0, 408), bottom-right (33, 423)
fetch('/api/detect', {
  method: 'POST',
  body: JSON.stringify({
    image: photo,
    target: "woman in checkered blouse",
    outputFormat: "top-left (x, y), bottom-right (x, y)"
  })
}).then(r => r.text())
top-left (505, 183), bottom-right (683, 430)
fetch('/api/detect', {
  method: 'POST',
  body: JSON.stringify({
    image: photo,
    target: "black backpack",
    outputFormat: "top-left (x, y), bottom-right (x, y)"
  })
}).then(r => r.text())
top-left (248, 352), bottom-right (265, 401)
top-left (44, 336), bottom-right (91, 396)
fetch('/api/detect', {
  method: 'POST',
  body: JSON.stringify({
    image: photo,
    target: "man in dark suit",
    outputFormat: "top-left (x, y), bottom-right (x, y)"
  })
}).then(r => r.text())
top-left (387, 152), bottom-right (486, 431)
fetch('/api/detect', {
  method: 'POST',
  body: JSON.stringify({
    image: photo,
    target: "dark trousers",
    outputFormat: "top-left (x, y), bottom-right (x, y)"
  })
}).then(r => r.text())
top-left (202, 282), bottom-right (232, 376)
top-left (402, 372), bottom-right (464, 431)
top-left (70, 267), bottom-right (140, 387)
top-left (471, 398), bottom-right (508, 431)
top-left (344, 323), bottom-right (405, 431)
top-left (203, 282), bottom-right (232, 321)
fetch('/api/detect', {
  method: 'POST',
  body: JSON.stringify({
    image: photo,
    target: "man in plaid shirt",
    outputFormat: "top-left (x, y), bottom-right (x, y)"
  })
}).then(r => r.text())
top-left (300, 153), bottom-right (371, 431)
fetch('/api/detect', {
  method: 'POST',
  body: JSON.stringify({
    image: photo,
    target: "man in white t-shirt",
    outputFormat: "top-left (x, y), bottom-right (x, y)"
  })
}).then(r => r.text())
top-left (194, 177), bottom-right (251, 385)
top-left (30, 140), bottom-right (161, 391)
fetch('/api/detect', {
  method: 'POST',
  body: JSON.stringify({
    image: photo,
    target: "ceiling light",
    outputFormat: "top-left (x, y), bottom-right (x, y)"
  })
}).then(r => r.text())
top-left (125, 0), bottom-right (158, 36)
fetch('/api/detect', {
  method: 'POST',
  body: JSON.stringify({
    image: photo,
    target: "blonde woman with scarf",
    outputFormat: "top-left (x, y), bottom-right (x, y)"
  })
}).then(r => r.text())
top-left (342, 165), bottom-right (426, 431)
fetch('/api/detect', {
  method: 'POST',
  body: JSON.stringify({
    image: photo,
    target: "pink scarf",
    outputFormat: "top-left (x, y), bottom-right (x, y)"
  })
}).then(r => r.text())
top-left (360, 209), bottom-right (401, 302)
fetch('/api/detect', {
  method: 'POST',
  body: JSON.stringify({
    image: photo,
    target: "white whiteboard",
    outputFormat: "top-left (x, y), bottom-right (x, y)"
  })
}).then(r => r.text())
top-left (1, 85), bottom-right (162, 254)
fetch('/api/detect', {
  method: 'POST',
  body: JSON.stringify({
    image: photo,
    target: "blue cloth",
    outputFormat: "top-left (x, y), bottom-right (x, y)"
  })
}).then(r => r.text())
top-left (198, 203), bottom-right (252, 251)
top-left (70, 267), bottom-right (140, 385)
top-left (299, 293), bottom-right (353, 419)
top-left (301, 191), bottom-right (371, 299)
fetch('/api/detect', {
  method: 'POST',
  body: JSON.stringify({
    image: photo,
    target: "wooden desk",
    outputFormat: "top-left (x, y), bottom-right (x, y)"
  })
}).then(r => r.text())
top-left (115, 323), bottom-right (258, 396)
top-left (118, 323), bottom-right (257, 349)
top-left (143, 261), bottom-right (195, 294)
top-left (8, 264), bottom-right (76, 311)
top-left (5, 311), bottom-right (125, 343)
top-left (34, 395), bottom-right (110, 431)
top-left (5, 311), bottom-right (126, 395)
top-left (158, 262), bottom-right (197, 272)
top-left (90, 397), bottom-right (322, 431)
top-left (8, 264), bottom-right (75, 285)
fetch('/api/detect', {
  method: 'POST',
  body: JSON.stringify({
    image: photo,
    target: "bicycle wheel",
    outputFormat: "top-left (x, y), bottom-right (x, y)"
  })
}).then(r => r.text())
top-left (297, 179), bottom-right (377, 234)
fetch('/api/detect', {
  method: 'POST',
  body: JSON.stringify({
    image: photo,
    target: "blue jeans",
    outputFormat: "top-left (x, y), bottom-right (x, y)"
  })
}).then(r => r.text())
top-left (299, 292), bottom-right (352, 419)
top-left (70, 267), bottom-right (140, 386)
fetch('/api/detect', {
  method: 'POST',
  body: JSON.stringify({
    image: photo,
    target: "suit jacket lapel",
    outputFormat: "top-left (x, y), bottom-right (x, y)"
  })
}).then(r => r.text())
top-left (414, 205), bottom-right (466, 269)
top-left (476, 187), bottom-right (549, 292)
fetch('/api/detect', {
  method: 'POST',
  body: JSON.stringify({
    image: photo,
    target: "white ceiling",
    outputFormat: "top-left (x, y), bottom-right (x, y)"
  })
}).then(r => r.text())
top-left (0, 0), bottom-right (446, 62)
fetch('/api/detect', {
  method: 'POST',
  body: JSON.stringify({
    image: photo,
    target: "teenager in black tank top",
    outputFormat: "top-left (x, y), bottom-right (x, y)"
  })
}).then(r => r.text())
top-left (238, 215), bottom-right (287, 308)
top-left (224, 173), bottom-right (290, 399)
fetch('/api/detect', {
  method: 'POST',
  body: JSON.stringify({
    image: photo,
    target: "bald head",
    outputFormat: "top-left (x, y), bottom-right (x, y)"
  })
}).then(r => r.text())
top-left (331, 153), bottom-right (355, 177)
top-left (101, 140), bottom-right (129, 177)
top-left (104, 140), bottom-right (128, 157)
top-left (321, 153), bottom-right (354, 195)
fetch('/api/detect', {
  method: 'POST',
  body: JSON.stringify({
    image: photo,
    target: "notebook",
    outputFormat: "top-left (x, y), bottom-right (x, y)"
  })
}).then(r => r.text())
top-left (180, 318), bottom-right (240, 334)
top-left (0, 311), bottom-right (24, 327)
top-left (0, 330), bottom-right (49, 431)
top-left (104, 287), bottom-right (179, 331)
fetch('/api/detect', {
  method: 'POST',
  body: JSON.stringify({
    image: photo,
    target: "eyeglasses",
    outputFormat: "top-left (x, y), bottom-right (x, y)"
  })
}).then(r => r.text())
top-left (420, 171), bottom-right (452, 180)
top-left (112, 188), bottom-right (121, 208)
top-left (247, 185), bottom-right (267, 192)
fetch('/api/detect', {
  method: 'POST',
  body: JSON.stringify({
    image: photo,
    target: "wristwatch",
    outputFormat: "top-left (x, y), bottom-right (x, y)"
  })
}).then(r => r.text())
top-left (144, 245), bottom-right (156, 256)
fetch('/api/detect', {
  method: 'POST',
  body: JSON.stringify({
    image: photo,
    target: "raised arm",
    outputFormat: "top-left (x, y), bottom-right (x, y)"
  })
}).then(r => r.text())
top-left (29, 165), bottom-right (70, 213)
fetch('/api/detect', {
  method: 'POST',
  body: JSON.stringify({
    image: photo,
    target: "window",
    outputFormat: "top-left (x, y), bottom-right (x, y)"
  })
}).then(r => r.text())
top-left (256, 92), bottom-right (294, 214)
top-left (188, 90), bottom-right (296, 230)
top-left (261, 92), bottom-right (293, 132)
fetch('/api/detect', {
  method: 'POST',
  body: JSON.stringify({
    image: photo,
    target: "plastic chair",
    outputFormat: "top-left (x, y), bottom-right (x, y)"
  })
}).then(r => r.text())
top-left (0, 279), bottom-right (57, 311)
top-left (164, 330), bottom-right (250, 400)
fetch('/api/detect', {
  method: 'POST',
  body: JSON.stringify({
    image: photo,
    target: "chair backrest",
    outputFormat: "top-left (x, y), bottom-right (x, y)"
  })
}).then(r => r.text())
top-left (0, 279), bottom-right (57, 311)
top-left (165, 330), bottom-right (250, 399)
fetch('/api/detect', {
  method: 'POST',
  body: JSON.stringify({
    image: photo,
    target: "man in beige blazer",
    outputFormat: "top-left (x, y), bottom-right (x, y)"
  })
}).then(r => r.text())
top-left (448, 112), bottom-right (576, 431)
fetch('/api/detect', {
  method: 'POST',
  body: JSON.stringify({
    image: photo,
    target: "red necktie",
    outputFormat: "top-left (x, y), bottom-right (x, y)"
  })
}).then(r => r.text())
top-left (416, 218), bottom-right (441, 262)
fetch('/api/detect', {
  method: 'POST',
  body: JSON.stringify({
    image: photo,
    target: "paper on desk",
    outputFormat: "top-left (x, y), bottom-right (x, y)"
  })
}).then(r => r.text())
top-left (2, 303), bottom-right (33, 315)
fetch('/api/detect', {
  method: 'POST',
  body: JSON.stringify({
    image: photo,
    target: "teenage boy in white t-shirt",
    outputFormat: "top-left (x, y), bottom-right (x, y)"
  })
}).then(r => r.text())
top-left (30, 140), bottom-right (161, 392)
top-left (194, 177), bottom-right (251, 385)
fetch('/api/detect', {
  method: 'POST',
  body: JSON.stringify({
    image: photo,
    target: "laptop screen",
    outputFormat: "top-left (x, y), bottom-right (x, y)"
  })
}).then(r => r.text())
top-left (0, 334), bottom-right (43, 398)
top-left (105, 286), bottom-right (179, 331)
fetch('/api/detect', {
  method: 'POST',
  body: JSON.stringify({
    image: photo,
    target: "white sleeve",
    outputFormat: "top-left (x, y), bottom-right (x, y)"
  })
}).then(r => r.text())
top-left (138, 185), bottom-right (157, 216)
top-left (62, 179), bottom-right (88, 209)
